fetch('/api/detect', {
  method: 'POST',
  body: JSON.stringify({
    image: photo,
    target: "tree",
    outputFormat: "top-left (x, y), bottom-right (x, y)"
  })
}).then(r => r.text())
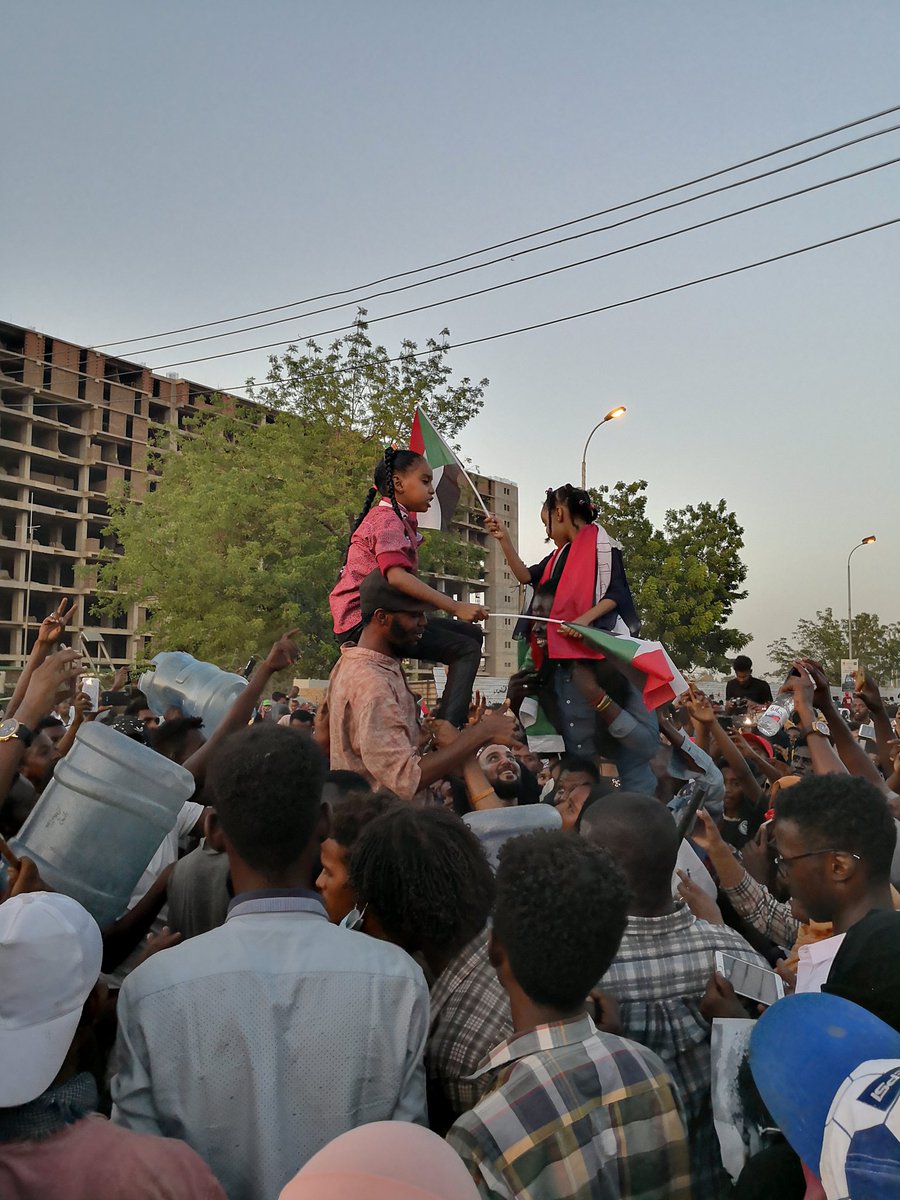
top-left (588, 480), bottom-right (749, 671)
top-left (768, 609), bottom-right (900, 684)
top-left (96, 322), bottom-right (487, 675)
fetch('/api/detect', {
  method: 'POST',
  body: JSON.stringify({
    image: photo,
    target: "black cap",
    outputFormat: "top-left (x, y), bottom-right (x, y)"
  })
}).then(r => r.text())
top-left (359, 570), bottom-right (429, 621)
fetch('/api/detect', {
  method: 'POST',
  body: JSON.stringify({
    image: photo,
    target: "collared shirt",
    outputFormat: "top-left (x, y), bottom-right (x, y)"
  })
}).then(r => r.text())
top-left (447, 1013), bottom-right (691, 1200)
top-left (112, 891), bottom-right (429, 1200)
top-left (722, 868), bottom-right (800, 951)
top-left (330, 500), bottom-right (422, 634)
top-left (0, 1076), bottom-right (224, 1200)
top-left (325, 644), bottom-right (422, 799)
top-left (427, 929), bottom-right (513, 1132)
top-left (601, 904), bottom-right (767, 1199)
top-left (796, 932), bottom-right (846, 994)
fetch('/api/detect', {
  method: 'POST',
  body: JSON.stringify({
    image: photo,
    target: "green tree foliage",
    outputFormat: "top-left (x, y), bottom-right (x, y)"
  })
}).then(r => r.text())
top-left (768, 609), bottom-right (900, 683)
top-left (97, 323), bottom-right (487, 675)
top-left (588, 480), bottom-right (749, 671)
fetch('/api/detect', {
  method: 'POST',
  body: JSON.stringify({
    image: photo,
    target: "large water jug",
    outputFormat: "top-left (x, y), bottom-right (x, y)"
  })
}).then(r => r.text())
top-left (11, 722), bottom-right (195, 928)
top-left (139, 651), bottom-right (247, 737)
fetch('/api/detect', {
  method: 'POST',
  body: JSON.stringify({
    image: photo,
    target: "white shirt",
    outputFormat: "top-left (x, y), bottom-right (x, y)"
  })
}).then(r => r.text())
top-left (795, 932), bottom-right (847, 994)
top-left (112, 893), bottom-right (429, 1200)
top-left (129, 800), bottom-right (205, 907)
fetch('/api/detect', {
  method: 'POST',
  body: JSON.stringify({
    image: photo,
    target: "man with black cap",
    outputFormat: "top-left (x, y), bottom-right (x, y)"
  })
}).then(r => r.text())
top-left (325, 570), bottom-right (518, 800)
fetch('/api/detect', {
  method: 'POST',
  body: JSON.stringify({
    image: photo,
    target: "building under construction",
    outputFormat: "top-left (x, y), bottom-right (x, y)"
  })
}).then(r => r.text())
top-left (0, 319), bottom-right (520, 682)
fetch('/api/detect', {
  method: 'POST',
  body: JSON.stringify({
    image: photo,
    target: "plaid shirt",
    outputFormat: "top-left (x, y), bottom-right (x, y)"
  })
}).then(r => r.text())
top-left (428, 929), bottom-right (513, 1129)
top-left (722, 869), bottom-right (800, 951)
top-left (447, 1013), bottom-right (691, 1200)
top-left (600, 904), bottom-right (767, 1199)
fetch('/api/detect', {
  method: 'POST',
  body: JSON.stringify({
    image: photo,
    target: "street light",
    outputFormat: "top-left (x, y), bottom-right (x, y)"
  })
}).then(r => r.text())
top-left (580, 407), bottom-right (626, 490)
top-left (847, 535), bottom-right (876, 660)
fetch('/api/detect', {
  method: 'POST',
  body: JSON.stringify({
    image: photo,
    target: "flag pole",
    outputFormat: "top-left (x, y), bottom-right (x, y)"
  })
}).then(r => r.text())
top-left (418, 403), bottom-right (491, 519)
top-left (459, 464), bottom-right (491, 519)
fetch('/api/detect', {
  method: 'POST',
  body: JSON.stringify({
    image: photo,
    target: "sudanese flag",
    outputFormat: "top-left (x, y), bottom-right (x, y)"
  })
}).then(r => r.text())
top-left (409, 405), bottom-right (464, 532)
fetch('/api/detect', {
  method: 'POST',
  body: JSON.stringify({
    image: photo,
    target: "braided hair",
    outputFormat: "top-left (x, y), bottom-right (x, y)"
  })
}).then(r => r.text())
top-left (348, 446), bottom-right (425, 547)
top-left (544, 484), bottom-right (598, 527)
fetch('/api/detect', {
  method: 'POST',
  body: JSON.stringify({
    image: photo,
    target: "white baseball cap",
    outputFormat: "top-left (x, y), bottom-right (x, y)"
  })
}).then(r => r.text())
top-left (0, 892), bottom-right (102, 1106)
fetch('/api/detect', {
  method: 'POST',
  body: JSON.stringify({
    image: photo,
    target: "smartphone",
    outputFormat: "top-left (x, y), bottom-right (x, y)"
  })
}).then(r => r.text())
top-left (242, 656), bottom-right (257, 680)
top-left (81, 675), bottom-right (101, 710)
top-left (718, 714), bottom-right (734, 731)
top-left (858, 723), bottom-right (876, 741)
top-left (674, 778), bottom-right (708, 842)
top-left (715, 951), bottom-right (785, 1006)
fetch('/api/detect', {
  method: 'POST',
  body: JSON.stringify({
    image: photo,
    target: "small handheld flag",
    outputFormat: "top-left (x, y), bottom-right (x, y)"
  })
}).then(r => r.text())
top-left (410, 405), bottom-right (490, 531)
top-left (492, 613), bottom-right (688, 711)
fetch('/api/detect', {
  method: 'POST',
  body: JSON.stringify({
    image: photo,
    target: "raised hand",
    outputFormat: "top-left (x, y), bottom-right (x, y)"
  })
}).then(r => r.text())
top-left (483, 514), bottom-right (508, 542)
top-left (264, 629), bottom-right (301, 673)
top-left (467, 691), bottom-right (487, 726)
top-left (36, 597), bottom-right (76, 646)
top-left (799, 658), bottom-right (835, 712)
top-left (854, 670), bottom-right (884, 715)
top-left (22, 648), bottom-right (84, 718)
top-left (780, 661), bottom-right (816, 709)
top-left (683, 683), bottom-right (715, 726)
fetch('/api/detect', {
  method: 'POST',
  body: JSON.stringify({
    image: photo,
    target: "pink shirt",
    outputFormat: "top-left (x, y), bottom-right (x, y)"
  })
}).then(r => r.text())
top-left (0, 1113), bottom-right (225, 1200)
top-left (329, 501), bottom-right (422, 634)
top-left (325, 644), bottom-right (423, 799)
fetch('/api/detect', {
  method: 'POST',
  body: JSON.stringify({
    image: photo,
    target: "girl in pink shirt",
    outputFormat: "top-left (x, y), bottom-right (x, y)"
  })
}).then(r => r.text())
top-left (329, 447), bottom-right (487, 727)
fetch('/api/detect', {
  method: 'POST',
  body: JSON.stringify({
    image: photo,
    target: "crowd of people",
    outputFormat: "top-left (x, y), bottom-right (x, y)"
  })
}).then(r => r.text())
top-left (0, 447), bottom-right (898, 1200)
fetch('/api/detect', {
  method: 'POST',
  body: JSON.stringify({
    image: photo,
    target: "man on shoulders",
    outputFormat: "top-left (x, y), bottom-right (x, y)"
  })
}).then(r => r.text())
top-left (112, 722), bottom-right (430, 1200)
top-left (325, 570), bottom-right (518, 799)
top-left (725, 655), bottom-right (773, 710)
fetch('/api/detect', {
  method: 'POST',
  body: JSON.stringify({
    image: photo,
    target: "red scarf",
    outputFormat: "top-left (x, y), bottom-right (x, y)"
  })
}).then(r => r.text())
top-left (532, 524), bottom-right (605, 664)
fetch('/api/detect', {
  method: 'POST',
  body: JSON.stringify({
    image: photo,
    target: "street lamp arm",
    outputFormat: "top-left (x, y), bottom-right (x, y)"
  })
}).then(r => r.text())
top-left (580, 418), bottom-right (609, 483)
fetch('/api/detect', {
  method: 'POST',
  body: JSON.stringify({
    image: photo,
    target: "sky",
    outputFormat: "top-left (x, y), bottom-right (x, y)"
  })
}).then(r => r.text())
top-left (4, 1), bottom-right (899, 672)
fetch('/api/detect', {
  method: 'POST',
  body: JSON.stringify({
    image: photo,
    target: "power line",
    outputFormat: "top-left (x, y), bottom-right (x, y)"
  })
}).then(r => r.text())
top-left (5, 217), bottom-right (897, 403)
top-left (151, 154), bottom-right (900, 371)
top-left (96, 101), bottom-right (900, 350)
top-left (119, 120), bottom-right (900, 359)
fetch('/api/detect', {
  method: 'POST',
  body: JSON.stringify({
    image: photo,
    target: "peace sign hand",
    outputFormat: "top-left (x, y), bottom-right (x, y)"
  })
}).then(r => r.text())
top-left (37, 597), bottom-right (76, 646)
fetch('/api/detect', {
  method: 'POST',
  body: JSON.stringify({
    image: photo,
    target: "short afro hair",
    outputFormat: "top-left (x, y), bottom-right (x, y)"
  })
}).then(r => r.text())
top-left (557, 755), bottom-right (600, 782)
top-left (331, 788), bottom-right (401, 851)
top-left (349, 806), bottom-right (494, 955)
top-left (775, 774), bottom-right (897, 882)
top-left (733, 655), bottom-right (753, 673)
top-left (207, 723), bottom-right (326, 874)
top-left (493, 830), bottom-right (630, 1011)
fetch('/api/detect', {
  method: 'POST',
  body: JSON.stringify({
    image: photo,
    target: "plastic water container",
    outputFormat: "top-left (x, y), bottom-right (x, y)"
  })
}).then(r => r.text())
top-left (11, 721), bottom-right (196, 928)
top-left (139, 651), bottom-right (247, 737)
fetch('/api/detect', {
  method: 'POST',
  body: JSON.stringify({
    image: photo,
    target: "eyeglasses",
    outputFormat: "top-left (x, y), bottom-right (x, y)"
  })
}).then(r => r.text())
top-left (775, 848), bottom-right (860, 874)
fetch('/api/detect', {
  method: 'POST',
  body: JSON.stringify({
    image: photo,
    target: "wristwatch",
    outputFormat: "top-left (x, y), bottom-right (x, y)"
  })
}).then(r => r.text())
top-left (800, 718), bottom-right (830, 739)
top-left (0, 717), bottom-right (34, 748)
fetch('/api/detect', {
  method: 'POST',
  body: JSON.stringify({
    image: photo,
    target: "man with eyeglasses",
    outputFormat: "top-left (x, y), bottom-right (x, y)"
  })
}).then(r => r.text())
top-left (773, 773), bottom-right (898, 998)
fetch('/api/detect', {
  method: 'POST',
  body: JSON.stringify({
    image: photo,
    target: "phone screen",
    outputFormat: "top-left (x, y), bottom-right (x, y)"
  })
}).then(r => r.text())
top-left (715, 952), bottom-right (784, 1006)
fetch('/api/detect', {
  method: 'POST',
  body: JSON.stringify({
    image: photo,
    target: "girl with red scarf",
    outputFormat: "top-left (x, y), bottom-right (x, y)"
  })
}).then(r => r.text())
top-left (486, 485), bottom-right (657, 789)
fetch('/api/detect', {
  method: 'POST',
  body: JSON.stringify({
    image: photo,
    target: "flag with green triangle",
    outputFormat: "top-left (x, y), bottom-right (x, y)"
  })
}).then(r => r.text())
top-left (409, 406), bottom-right (463, 531)
top-left (554, 621), bottom-right (688, 710)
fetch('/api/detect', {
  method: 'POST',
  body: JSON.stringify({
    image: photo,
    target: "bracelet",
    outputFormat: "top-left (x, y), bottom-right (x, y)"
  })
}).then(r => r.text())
top-left (595, 695), bottom-right (612, 714)
top-left (470, 788), bottom-right (495, 804)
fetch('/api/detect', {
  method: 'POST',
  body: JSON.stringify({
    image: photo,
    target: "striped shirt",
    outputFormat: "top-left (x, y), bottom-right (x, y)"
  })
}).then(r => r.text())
top-left (446, 1013), bottom-right (691, 1199)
